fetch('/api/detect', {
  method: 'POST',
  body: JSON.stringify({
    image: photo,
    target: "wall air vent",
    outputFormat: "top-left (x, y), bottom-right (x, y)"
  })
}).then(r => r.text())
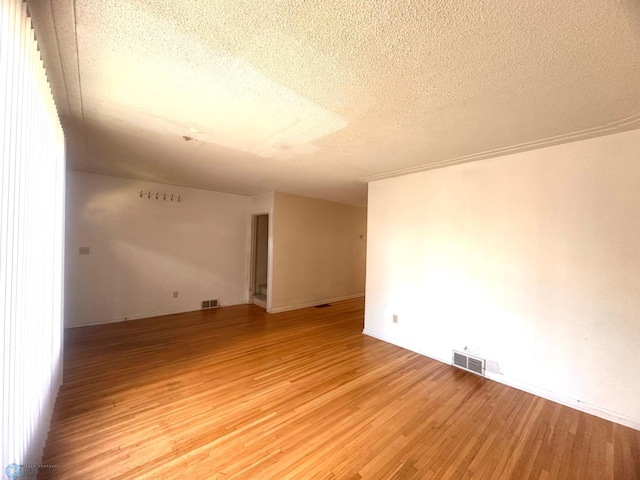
top-left (452, 350), bottom-right (485, 376)
top-left (202, 299), bottom-right (219, 309)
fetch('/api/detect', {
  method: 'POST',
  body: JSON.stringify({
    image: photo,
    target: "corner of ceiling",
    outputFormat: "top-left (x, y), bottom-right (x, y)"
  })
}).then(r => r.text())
top-left (26, 0), bottom-right (85, 166)
top-left (358, 112), bottom-right (640, 183)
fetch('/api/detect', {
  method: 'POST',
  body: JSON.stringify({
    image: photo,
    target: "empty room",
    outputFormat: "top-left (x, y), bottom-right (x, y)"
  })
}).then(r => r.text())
top-left (2, 0), bottom-right (640, 479)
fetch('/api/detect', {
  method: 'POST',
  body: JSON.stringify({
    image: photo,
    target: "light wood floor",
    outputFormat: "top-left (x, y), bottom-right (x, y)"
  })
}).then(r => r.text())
top-left (43, 298), bottom-right (639, 479)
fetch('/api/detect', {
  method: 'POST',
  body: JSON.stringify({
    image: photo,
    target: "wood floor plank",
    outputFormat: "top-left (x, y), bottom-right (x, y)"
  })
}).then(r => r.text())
top-left (41, 299), bottom-right (640, 479)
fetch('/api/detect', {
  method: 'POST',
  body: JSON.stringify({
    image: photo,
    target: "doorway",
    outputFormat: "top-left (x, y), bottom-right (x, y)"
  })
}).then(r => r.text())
top-left (250, 214), bottom-right (269, 309)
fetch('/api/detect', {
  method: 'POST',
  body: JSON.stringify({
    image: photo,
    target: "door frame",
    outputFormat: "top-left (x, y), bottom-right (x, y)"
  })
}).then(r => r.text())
top-left (248, 209), bottom-right (273, 312)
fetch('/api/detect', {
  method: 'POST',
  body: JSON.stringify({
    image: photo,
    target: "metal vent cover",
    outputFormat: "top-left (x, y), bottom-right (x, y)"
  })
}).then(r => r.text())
top-left (453, 351), bottom-right (467, 369)
top-left (452, 350), bottom-right (485, 376)
top-left (202, 299), bottom-right (219, 309)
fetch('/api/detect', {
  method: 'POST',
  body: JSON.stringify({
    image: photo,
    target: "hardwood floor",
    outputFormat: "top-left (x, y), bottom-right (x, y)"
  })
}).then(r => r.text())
top-left (42, 298), bottom-right (639, 479)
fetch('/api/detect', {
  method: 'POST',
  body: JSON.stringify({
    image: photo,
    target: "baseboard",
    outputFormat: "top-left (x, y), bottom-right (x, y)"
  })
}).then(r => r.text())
top-left (70, 295), bottom-right (366, 325)
top-left (362, 329), bottom-right (450, 365)
top-left (67, 302), bottom-right (246, 328)
top-left (362, 328), bottom-right (640, 431)
top-left (270, 293), bottom-right (365, 314)
top-left (251, 295), bottom-right (267, 309)
top-left (484, 372), bottom-right (640, 431)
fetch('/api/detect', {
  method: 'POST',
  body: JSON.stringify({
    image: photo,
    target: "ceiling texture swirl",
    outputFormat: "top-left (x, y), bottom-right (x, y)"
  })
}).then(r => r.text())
top-left (27, 0), bottom-right (640, 205)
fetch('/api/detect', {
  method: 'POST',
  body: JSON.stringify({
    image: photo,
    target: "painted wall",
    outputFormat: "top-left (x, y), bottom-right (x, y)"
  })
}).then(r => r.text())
top-left (250, 191), bottom-right (275, 211)
top-left (364, 129), bottom-right (640, 429)
top-left (271, 192), bottom-right (367, 312)
top-left (65, 172), bottom-right (250, 326)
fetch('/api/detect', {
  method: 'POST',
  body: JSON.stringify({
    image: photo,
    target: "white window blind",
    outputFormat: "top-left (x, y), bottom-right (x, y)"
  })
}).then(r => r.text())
top-left (1, 0), bottom-right (65, 470)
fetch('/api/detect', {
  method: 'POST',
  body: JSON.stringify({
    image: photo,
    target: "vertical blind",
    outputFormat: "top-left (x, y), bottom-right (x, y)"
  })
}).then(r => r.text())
top-left (1, 0), bottom-right (65, 470)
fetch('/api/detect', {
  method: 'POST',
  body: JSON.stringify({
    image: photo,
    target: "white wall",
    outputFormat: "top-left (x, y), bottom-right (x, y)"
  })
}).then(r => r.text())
top-left (364, 129), bottom-right (640, 429)
top-left (65, 172), bottom-right (250, 326)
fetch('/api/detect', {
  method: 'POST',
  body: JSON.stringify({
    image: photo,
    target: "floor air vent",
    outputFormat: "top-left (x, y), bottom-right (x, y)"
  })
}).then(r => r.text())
top-left (452, 350), bottom-right (485, 376)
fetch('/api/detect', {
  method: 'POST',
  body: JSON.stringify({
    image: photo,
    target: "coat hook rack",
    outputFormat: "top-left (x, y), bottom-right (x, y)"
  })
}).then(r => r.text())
top-left (138, 191), bottom-right (182, 202)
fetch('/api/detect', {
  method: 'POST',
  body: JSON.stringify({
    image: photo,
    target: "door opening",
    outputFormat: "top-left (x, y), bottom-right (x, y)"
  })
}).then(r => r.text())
top-left (250, 214), bottom-right (269, 309)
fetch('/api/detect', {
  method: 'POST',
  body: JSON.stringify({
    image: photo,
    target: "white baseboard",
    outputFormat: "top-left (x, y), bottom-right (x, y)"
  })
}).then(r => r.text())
top-left (66, 302), bottom-right (246, 328)
top-left (362, 328), bottom-right (640, 431)
top-left (68, 312), bottom-right (162, 328)
top-left (484, 372), bottom-right (640, 431)
top-left (362, 329), bottom-right (451, 364)
top-left (270, 293), bottom-right (365, 314)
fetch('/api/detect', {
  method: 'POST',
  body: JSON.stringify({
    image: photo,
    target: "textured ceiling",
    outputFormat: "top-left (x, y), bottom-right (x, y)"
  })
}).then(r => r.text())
top-left (27, 0), bottom-right (640, 205)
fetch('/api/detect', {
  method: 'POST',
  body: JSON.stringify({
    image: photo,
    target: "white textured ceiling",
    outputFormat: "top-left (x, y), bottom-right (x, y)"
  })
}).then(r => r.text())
top-left (27, 0), bottom-right (640, 205)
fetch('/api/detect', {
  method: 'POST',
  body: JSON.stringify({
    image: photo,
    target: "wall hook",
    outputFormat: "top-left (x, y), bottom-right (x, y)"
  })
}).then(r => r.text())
top-left (137, 191), bottom-right (182, 202)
